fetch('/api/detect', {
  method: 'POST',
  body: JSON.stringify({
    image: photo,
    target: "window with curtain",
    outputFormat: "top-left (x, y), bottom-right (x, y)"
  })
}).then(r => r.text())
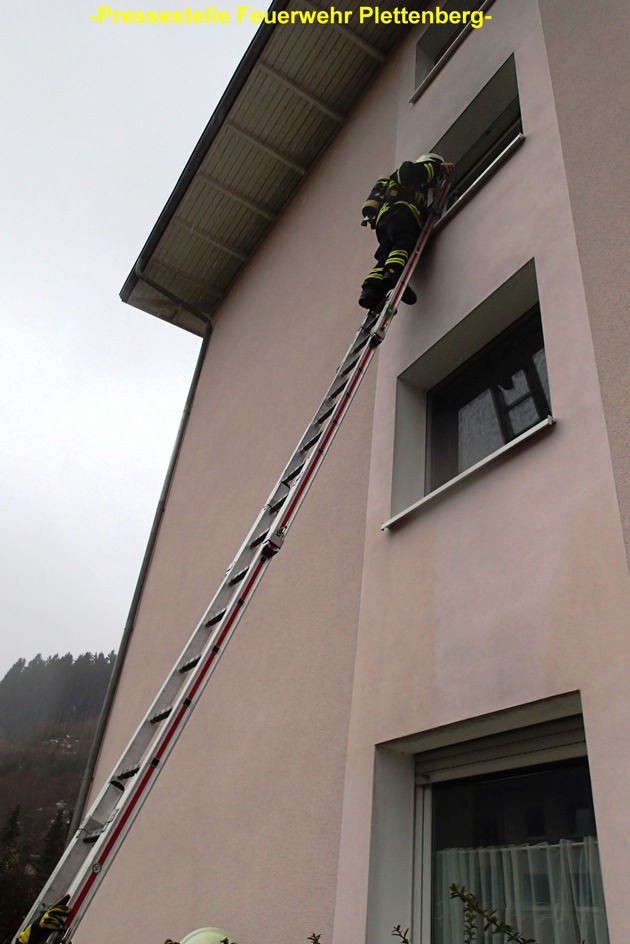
top-left (426, 306), bottom-right (550, 490)
top-left (424, 759), bottom-right (609, 944)
top-left (389, 260), bottom-right (546, 521)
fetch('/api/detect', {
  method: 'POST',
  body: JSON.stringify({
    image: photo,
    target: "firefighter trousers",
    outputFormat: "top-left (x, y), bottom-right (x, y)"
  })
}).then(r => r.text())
top-left (362, 204), bottom-right (422, 291)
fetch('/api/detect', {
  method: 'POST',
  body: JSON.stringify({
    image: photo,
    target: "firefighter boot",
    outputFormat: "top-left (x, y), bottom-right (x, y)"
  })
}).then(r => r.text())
top-left (358, 286), bottom-right (385, 310)
top-left (382, 269), bottom-right (417, 305)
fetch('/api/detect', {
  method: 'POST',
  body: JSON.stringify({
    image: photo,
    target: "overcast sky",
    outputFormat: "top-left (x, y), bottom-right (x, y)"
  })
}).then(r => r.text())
top-left (0, 4), bottom-right (260, 679)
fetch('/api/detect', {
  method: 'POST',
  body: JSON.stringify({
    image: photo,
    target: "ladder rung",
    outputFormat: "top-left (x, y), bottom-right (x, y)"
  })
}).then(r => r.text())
top-left (300, 431), bottom-right (322, 453)
top-left (315, 405), bottom-right (334, 425)
top-left (150, 706), bottom-right (173, 724)
top-left (340, 356), bottom-right (359, 377)
top-left (282, 462), bottom-right (304, 485)
top-left (268, 494), bottom-right (287, 513)
top-left (179, 656), bottom-right (200, 673)
top-left (249, 529), bottom-right (269, 549)
top-left (328, 378), bottom-right (347, 401)
top-left (116, 765), bottom-right (140, 780)
top-left (82, 829), bottom-right (104, 844)
top-left (351, 334), bottom-right (370, 355)
top-left (206, 608), bottom-right (226, 627)
top-left (228, 567), bottom-right (248, 586)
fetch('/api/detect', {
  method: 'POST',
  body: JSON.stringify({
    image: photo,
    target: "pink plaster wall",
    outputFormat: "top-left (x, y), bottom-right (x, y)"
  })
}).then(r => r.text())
top-left (534, 0), bottom-right (630, 931)
top-left (333, 3), bottom-right (630, 942)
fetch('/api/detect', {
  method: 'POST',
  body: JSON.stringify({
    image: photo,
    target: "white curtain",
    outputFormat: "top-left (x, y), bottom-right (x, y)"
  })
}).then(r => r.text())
top-left (435, 838), bottom-right (609, 944)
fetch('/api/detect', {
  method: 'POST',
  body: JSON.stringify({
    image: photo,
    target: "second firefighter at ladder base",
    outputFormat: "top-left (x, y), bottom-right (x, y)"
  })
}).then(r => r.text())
top-left (16, 897), bottom-right (71, 944)
top-left (358, 153), bottom-right (455, 310)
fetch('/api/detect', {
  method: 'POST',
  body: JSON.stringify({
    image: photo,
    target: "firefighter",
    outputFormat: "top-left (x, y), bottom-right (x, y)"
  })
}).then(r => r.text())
top-left (358, 153), bottom-right (454, 310)
top-left (17, 897), bottom-right (72, 944)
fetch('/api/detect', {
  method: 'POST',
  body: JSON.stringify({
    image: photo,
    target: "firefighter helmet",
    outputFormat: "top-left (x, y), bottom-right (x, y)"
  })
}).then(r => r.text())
top-left (180, 929), bottom-right (237, 944)
top-left (416, 152), bottom-right (445, 165)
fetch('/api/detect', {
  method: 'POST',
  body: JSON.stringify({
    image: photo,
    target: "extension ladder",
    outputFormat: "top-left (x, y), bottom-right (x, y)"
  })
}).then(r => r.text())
top-left (15, 179), bottom-right (450, 944)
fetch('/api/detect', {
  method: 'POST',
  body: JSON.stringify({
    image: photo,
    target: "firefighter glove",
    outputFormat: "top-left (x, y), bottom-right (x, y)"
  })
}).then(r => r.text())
top-left (18, 897), bottom-right (71, 944)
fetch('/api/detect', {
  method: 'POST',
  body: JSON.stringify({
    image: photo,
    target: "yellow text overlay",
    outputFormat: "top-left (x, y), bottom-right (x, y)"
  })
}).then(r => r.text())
top-left (91, 6), bottom-right (492, 27)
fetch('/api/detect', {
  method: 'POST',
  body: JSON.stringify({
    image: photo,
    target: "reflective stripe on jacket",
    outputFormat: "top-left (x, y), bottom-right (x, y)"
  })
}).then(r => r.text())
top-left (362, 159), bottom-right (440, 226)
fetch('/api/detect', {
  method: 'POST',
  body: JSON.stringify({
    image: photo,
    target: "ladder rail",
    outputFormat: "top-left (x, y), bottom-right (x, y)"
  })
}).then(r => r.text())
top-left (65, 332), bottom-right (380, 929)
top-left (12, 308), bottom-right (383, 937)
top-left (14, 179), bottom-right (450, 944)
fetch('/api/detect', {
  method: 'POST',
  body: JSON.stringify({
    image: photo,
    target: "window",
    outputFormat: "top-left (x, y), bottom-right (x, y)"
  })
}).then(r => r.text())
top-left (414, 0), bottom-right (496, 97)
top-left (414, 720), bottom-right (610, 944)
top-left (365, 698), bottom-right (610, 944)
top-left (432, 55), bottom-right (523, 212)
top-left (427, 307), bottom-right (550, 490)
top-left (388, 261), bottom-right (552, 525)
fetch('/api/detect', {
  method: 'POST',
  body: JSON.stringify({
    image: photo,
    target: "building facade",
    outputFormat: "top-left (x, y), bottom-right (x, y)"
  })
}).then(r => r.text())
top-left (78, 3), bottom-right (630, 944)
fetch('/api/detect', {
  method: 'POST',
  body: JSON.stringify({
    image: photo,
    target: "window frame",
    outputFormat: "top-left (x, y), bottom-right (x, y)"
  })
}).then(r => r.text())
top-left (413, 753), bottom-right (607, 944)
top-left (365, 695), bottom-right (588, 944)
top-left (426, 54), bottom-right (524, 224)
top-left (434, 133), bottom-right (525, 233)
top-left (385, 262), bottom-right (555, 531)
top-left (411, 0), bottom-right (497, 103)
top-left (425, 307), bottom-right (552, 492)
top-left (384, 415), bottom-right (554, 530)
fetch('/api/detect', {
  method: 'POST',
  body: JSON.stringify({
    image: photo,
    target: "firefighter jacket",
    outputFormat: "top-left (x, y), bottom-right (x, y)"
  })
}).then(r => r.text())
top-left (362, 158), bottom-right (441, 228)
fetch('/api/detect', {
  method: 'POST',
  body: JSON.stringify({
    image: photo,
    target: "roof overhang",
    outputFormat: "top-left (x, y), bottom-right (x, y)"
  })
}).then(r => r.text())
top-left (120, 0), bottom-right (411, 336)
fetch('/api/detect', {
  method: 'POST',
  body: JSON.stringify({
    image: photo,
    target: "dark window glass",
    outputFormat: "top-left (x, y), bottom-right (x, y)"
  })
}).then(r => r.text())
top-left (427, 307), bottom-right (550, 490)
top-left (415, 0), bottom-right (487, 87)
top-left (448, 96), bottom-right (522, 199)
top-left (431, 56), bottom-right (523, 209)
top-left (432, 760), bottom-right (609, 944)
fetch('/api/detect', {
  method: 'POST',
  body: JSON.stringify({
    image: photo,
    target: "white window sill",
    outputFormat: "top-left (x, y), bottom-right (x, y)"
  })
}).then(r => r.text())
top-left (410, 0), bottom-right (497, 104)
top-left (381, 415), bottom-right (556, 530)
top-left (434, 133), bottom-right (526, 233)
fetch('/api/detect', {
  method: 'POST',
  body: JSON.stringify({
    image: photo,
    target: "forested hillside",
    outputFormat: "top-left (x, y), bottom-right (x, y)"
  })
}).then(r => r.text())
top-left (0, 652), bottom-right (115, 942)
top-left (0, 653), bottom-right (114, 744)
